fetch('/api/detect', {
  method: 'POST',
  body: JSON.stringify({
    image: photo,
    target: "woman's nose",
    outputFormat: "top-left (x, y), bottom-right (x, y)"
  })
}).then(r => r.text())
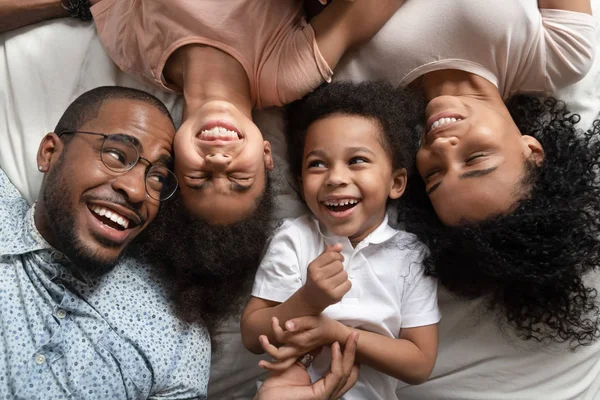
top-left (205, 153), bottom-right (232, 170)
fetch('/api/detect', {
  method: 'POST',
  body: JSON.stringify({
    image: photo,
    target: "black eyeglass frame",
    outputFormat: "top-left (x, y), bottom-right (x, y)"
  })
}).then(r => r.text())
top-left (56, 130), bottom-right (178, 201)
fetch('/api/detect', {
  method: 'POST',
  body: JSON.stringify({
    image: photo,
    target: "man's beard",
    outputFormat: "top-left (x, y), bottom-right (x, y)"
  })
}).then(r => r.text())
top-left (42, 158), bottom-right (122, 276)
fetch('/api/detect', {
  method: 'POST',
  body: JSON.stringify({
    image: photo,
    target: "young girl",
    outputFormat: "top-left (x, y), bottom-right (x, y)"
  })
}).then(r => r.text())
top-left (90, 0), bottom-right (403, 225)
top-left (241, 81), bottom-right (440, 400)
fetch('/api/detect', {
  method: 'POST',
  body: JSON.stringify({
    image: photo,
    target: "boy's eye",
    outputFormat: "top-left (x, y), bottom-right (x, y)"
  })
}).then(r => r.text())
top-left (423, 169), bottom-right (440, 181)
top-left (349, 157), bottom-right (368, 165)
top-left (307, 160), bottom-right (326, 168)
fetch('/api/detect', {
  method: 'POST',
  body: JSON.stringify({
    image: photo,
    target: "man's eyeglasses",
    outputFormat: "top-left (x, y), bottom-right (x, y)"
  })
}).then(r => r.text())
top-left (57, 130), bottom-right (178, 201)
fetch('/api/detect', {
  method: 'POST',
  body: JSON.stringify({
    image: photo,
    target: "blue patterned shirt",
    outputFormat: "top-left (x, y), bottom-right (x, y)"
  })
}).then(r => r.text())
top-left (0, 168), bottom-right (210, 400)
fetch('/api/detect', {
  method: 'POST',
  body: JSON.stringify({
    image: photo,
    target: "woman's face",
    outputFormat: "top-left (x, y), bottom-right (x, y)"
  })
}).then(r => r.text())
top-left (174, 100), bottom-right (273, 224)
top-left (416, 95), bottom-right (543, 225)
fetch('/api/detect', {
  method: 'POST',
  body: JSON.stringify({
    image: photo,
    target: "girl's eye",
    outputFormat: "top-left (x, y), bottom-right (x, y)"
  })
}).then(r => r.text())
top-left (465, 153), bottom-right (486, 164)
top-left (349, 157), bottom-right (368, 165)
top-left (307, 160), bottom-right (326, 168)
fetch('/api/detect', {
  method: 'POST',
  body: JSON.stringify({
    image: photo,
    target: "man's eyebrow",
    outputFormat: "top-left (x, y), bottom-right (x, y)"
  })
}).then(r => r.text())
top-left (427, 166), bottom-right (499, 196)
top-left (153, 154), bottom-right (174, 167)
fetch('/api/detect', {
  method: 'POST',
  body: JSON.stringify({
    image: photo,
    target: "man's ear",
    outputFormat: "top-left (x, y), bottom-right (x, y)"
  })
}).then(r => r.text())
top-left (389, 168), bottom-right (407, 200)
top-left (36, 133), bottom-right (63, 172)
top-left (263, 140), bottom-right (274, 171)
top-left (521, 135), bottom-right (544, 165)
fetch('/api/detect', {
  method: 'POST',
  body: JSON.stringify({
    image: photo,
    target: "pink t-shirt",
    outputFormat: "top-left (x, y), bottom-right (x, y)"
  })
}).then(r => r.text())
top-left (91, 0), bottom-right (333, 109)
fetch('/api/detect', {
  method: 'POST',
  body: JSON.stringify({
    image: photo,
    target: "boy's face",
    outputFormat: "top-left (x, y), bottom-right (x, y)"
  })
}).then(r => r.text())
top-left (301, 114), bottom-right (406, 246)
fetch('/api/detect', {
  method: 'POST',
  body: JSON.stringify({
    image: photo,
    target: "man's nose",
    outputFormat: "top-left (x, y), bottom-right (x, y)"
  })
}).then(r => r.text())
top-left (111, 164), bottom-right (147, 204)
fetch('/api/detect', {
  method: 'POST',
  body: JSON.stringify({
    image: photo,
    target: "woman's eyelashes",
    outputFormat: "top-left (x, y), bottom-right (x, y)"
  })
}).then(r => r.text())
top-left (465, 152), bottom-right (487, 164)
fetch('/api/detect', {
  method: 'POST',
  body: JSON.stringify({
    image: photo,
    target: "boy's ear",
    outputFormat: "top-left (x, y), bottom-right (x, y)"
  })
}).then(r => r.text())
top-left (388, 168), bottom-right (407, 200)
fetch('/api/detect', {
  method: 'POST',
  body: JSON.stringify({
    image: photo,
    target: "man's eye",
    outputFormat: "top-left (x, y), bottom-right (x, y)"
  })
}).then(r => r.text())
top-left (104, 149), bottom-right (127, 164)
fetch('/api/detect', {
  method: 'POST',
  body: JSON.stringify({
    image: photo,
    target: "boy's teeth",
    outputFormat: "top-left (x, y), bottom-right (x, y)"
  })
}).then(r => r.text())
top-left (431, 117), bottom-right (461, 131)
top-left (91, 206), bottom-right (130, 229)
top-left (324, 199), bottom-right (359, 206)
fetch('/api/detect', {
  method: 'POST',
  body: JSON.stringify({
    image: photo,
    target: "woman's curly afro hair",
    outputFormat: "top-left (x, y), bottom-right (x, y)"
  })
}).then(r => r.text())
top-left (401, 96), bottom-right (600, 348)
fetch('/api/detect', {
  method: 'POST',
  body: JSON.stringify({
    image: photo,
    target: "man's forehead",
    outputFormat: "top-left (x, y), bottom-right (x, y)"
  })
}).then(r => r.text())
top-left (83, 99), bottom-right (175, 153)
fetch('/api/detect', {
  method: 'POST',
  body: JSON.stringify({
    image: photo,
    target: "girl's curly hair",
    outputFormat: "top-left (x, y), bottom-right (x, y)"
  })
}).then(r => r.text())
top-left (400, 96), bottom-right (600, 348)
top-left (138, 181), bottom-right (274, 337)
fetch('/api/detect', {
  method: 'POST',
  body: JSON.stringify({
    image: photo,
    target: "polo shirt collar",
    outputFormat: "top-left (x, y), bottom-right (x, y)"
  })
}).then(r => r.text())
top-left (315, 214), bottom-right (398, 248)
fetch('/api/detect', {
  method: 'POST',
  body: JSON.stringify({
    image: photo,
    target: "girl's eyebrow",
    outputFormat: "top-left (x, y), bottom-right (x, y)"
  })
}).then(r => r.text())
top-left (345, 146), bottom-right (376, 155)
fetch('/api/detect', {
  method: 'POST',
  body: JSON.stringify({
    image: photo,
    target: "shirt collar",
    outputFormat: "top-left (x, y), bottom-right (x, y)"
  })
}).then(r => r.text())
top-left (314, 214), bottom-right (398, 249)
top-left (1, 202), bottom-right (53, 256)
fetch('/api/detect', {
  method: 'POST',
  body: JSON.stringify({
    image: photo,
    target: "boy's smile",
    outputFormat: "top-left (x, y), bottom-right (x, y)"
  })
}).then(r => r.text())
top-left (301, 114), bottom-right (406, 246)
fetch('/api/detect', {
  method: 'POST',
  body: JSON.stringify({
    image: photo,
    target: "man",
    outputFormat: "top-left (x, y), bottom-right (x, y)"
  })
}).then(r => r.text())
top-left (0, 86), bottom-right (210, 399)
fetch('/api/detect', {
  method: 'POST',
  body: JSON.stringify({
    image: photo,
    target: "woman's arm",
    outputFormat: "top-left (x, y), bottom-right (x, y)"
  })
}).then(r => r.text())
top-left (0, 0), bottom-right (68, 34)
top-left (538, 0), bottom-right (592, 14)
top-left (309, 0), bottom-right (404, 70)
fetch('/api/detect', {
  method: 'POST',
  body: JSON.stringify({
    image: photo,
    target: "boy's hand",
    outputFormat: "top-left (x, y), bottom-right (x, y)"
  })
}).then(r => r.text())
top-left (258, 316), bottom-right (349, 372)
top-left (300, 244), bottom-right (351, 313)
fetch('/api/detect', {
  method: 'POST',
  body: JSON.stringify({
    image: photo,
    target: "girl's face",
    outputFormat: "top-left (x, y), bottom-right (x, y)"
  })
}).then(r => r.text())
top-left (416, 95), bottom-right (544, 226)
top-left (301, 114), bottom-right (406, 246)
top-left (174, 100), bottom-right (273, 224)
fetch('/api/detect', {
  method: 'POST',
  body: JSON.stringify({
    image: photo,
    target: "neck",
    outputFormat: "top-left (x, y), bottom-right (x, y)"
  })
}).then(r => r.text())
top-left (420, 69), bottom-right (502, 103)
top-left (164, 44), bottom-right (253, 120)
top-left (33, 199), bottom-right (58, 249)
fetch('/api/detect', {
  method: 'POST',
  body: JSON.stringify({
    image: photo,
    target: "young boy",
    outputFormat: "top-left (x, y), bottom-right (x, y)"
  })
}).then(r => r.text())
top-left (241, 81), bottom-right (440, 399)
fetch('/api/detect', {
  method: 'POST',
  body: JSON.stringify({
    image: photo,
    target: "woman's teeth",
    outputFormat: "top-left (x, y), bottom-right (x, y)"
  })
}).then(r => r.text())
top-left (430, 117), bottom-right (461, 131)
top-left (199, 126), bottom-right (239, 140)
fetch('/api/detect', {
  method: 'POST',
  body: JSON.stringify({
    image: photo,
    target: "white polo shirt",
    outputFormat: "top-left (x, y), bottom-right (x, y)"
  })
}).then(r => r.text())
top-left (252, 214), bottom-right (441, 400)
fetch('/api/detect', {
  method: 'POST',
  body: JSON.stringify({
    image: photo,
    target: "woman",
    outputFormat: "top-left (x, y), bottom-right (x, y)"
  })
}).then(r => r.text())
top-left (90, 0), bottom-right (402, 225)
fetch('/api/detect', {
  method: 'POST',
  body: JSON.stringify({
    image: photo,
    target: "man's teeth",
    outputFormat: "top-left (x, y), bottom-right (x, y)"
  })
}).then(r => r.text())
top-left (200, 126), bottom-right (239, 139)
top-left (324, 199), bottom-right (359, 207)
top-left (430, 117), bottom-right (461, 131)
top-left (91, 206), bottom-right (130, 229)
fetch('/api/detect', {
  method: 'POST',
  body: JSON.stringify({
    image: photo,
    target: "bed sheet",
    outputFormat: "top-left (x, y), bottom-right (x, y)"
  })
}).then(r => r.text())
top-left (1, 4), bottom-right (599, 399)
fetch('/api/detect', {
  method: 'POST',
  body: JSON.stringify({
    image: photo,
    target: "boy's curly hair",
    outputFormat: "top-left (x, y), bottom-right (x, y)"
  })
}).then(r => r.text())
top-left (401, 96), bottom-right (600, 348)
top-left (286, 80), bottom-right (425, 181)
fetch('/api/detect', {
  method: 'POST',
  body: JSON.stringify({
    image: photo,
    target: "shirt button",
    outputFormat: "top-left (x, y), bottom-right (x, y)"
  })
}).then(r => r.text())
top-left (35, 354), bottom-right (46, 365)
top-left (56, 309), bottom-right (67, 319)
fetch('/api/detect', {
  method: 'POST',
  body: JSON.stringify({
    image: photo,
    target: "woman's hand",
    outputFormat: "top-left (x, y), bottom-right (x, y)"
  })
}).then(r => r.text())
top-left (255, 331), bottom-right (360, 400)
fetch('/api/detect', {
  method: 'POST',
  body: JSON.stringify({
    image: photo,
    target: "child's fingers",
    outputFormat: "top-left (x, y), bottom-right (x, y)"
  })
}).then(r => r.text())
top-left (271, 316), bottom-right (290, 343)
top-left (325, 243), bottom-right (343, 253)
top-left (327, 269), bottom-right (349, 288)
top-left (332, 278), bottom-right (352, 298)
top-left (317, 259), bottom-right (345, 280)
top-left (285, 316), bottom-right (319, 333)
top-left (260, 337), bottom-right (303, 361)
top-left (258, 355), bottom-right (299, 372)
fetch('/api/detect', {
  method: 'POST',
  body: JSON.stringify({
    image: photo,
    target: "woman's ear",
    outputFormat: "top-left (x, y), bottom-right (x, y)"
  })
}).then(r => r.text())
top-left (36, 133), bottom-right (63, 172)
top-left (389, 168), bottom-right (407, 199)
top-left (521, 135), bottom-right (544, 165)
top-left (263, 140), bottom-right (274, 171)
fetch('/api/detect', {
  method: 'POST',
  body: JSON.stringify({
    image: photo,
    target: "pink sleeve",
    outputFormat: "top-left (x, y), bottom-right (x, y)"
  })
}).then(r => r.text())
top-left (540, 9), bottom-right (596, 92)
top-left (257, 21), bottom-right (333, 109)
